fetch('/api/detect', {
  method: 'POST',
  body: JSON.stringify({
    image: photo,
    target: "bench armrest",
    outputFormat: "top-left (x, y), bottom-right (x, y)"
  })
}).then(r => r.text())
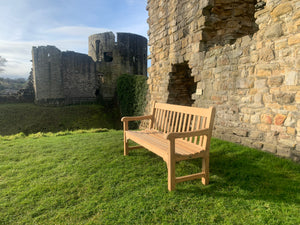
top-left (121, 115), bottom-right (153, 122)
top-left (165, 128), bottom-right (210, 140)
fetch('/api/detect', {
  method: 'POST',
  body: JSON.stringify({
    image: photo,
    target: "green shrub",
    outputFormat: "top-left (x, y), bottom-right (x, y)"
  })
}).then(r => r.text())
top-left (116, 74), bottom-right (148, 128)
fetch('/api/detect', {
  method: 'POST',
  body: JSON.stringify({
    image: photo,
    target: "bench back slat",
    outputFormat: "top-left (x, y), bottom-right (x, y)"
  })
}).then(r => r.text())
top-left (151, 102), bottom-right (215, 147)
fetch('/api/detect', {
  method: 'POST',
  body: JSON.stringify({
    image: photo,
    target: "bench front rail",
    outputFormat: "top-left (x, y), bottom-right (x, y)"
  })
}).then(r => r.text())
top-left (121, 102), bottom-right (216, 191)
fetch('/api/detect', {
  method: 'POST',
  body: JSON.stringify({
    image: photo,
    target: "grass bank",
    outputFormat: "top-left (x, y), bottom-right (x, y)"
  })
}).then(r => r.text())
top-left (0, 130), bottom-right (299, 224)
top-left (0, 103), bottom-right (121, 136)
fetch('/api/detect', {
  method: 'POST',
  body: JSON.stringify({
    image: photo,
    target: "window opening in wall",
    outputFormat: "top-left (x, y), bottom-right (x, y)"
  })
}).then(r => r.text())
top-left (167, 61), bottom-right (196, 106)
top-left (104, 52), bottom-right (113, 62)
top-left (96, 40), bottom-right (100, 61)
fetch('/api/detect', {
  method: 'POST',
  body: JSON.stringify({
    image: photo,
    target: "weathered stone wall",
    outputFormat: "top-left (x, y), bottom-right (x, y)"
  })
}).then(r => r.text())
top-left (146, 0), bottom-right (300, 161)
top-left (32, 46), bottom-right (64, 103)
top-left (32, 32), bottom-right (147, 105)
top-left (89, 32), bottom-right (148, 100)
top-left (32, 46), bottom-right (97, 105)
top-left (61, 51), bottom-right (97, 104)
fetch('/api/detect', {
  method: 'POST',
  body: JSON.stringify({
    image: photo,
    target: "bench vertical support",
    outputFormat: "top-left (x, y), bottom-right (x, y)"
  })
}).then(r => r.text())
top-left (123, 122), bottom-right (129, 156)
top-left (202, 155), bottom-right (209, 185)
top-left (168, 139), bottom-right (176, 191)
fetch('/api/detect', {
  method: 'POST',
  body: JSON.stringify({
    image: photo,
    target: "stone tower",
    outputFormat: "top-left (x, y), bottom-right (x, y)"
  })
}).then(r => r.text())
top-left (32, 31), bottom-right (147, 105)
top-left (88, 32), bottom-right (147, 100)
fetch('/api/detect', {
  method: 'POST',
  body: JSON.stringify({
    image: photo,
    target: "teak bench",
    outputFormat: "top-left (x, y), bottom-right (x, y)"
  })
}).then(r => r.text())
top-left (121, 102), bottom-right (216, 191)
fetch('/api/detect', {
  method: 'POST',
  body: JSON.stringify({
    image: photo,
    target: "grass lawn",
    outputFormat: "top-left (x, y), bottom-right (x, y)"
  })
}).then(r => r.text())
top-left (0, 130), bottom-right (299, 224)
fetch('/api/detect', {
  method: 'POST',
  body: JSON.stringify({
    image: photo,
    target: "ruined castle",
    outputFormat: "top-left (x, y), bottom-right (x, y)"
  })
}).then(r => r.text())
top-left (146, 0), bottom-right (300, 161)
top-left (32, 32), bottom-right (147, 105)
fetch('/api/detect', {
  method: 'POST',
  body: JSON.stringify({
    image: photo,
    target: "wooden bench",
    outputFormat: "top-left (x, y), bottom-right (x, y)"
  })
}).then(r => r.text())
top-left (121, 102), bottom-right (216, 191)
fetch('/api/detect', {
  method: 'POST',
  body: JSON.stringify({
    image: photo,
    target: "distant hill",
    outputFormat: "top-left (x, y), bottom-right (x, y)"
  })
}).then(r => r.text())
top-left (0, 77), bottom-right (27, 95)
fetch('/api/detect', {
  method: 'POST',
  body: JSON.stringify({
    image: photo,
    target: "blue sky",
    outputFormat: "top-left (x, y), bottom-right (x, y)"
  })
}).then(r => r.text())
top-left (0, 0), bottom-right (148, 78)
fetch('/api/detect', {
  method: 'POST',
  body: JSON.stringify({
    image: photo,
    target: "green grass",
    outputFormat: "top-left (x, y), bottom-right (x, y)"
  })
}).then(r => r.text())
top-left (0, 130), bottom-right (299, 224)
top-left (0, 103), bottom-right (121, 136)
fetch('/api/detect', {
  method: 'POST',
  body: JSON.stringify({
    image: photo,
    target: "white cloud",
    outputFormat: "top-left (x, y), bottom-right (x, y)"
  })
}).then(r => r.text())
top-left (0, 26), bottom-right (115, 78)
top-left (0, 1), bottom-right (149, 79)
top-left (45, 26), bottom-right (110, 38)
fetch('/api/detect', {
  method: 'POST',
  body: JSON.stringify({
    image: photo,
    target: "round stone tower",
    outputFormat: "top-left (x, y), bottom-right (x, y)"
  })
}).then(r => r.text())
top-left (88, 32), bottom-right (148, 100)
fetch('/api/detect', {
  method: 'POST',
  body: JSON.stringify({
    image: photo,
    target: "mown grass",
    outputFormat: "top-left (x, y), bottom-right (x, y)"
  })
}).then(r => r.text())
top-left (0, 130), bottom-right (299, 224)
top-left (0, 103), bottom-right (121, 136)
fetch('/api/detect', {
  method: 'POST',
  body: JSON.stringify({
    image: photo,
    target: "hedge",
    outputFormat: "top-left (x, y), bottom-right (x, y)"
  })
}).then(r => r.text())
top-left (116, 74), bottom-right (148, 128)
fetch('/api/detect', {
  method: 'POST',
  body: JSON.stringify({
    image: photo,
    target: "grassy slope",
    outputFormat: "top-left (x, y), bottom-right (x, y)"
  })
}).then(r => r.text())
top-left (0, 103), bottom-right (121, 136)
top-left (0, 130), bottom-right (299, 224)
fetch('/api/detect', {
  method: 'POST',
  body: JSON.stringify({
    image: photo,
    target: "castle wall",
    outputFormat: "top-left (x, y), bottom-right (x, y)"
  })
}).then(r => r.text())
top-left (32, 46), bottom-right (97, 105)
top-left (88, 32), bottom-right (147, 100)
top-left (146, 0), bottom-right (300, 161)
top-left (32, 46), bottom-right (64, 103)
top-left (32, 32), bottom-right (147, 105)
top-left (61, 51), bottom-right (97, 104)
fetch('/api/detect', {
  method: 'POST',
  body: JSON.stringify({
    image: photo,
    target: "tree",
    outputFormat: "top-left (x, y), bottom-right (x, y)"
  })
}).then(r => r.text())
top-left (0, 56), bottom-right (7, 73)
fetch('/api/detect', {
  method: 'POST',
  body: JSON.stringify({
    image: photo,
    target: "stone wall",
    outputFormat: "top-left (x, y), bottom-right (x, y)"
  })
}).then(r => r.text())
top-left (32, 32), bottom-right (147, 105)
top-left (89, 32), bottom-right (148, 100)
top-left (32, 46), bottom-right (96, 105)
top-left (146, 0), bottom-right (300, 161)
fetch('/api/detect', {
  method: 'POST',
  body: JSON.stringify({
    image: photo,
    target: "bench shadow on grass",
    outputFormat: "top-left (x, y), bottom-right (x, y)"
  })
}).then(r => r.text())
top-left (175, 146), bottom-right (300, 205)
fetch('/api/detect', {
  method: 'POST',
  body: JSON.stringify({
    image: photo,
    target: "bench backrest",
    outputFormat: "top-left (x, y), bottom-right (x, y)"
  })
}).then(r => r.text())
top-left (150, 102), bottom-right (216, 147)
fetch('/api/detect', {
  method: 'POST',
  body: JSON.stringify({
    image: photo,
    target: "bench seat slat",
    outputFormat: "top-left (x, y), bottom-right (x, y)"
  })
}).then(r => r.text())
top-left (126, 130), bottom-right (206, 162)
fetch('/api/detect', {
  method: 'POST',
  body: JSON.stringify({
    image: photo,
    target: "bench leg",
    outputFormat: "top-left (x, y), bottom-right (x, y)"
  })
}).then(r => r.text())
top-left (123, 123), bottom-right (129, 156)
top-left (168, 159), bottom-right (176, 191)
top-left (124, 138), bottom-right (129, 156)
top-left (201, 156), bottom-right (209, 185)
top-left (168, 140), bottom-right (176, 191)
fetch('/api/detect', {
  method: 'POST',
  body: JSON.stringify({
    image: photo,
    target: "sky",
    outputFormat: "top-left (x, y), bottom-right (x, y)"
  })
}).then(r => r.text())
top-left (0, 0), bottom-right (148, 79)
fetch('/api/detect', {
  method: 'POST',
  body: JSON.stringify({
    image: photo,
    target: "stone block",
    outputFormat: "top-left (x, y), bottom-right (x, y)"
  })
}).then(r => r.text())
top-left (291, 150), bottom-right (300, 163)
top-left (261, 114), bottom-right (273, 124)
top-left (249, 131), bottom-right (264, 140)
top-left (285, 71), bottom-right (298, 86)
top-left (251, 114), bottom-right (261, 124)
top-left (271, 125), bottom-right (287, 133)
top-left (275, 93), bottom-right (295, 104)
top-left (260, 48), bottom-right (275, 61)
top-left (236, 78), bottom-right (254, 89)
top-left (275, 39), bottom-right (288, 50)
top-left (277, 146), bottom-right (291, 158)
top-left (287, 127), bottom-right (296, 135)
top-left (262, 143), bottom-right (277, 153)
top-left (263, 94), bottom-right (273, 104)
top-left (256, 69), bottom-right (271, 77)
top-left (288, 33), bottom-right (300, 45)
top-left (241, 138), bottom-right (253, 147)
top-left (278, 138), bottom-right (296, 148)
top-left (229, 135), bottom-right (242, 144)
top-left (267, 76), bottom-right (283, 87)
top-left (284, 113), bottom-right (296, 127)
top-left (253, 142), bottom-right (263, 149)
top-left (283, 105), bottom-right (298, 112)
top-left (254, 93), bottom-right (263, 104)
top-left (233, 129), bottom-right (248, 137)
top-left (257, 123), bottom-right (271, 132)
top-left (264, 23), bottom-right (283, 39)
top-left (255, 79), bottom-right (267, 89)
top-left (271, 2), bottom-right (293, 18)
top-left (274, 114), bottom-right (287, 125)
